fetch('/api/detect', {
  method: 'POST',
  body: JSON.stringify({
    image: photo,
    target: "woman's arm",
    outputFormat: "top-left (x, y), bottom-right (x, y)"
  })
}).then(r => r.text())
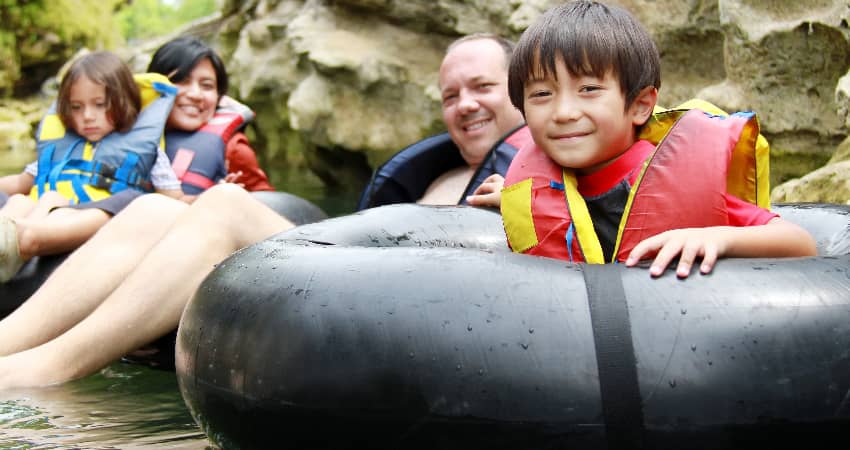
top-left (225, 133), bottom-right (274, 192)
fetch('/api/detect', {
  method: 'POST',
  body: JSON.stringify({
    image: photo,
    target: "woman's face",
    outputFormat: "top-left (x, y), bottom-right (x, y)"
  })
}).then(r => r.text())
top-left (166, 58), bottom-right (219, 132)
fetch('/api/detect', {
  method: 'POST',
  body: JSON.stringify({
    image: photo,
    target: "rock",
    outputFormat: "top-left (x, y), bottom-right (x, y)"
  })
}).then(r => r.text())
top-left (0, 99), bottom-right (46, 175)
top-left (771, 160), bottom-right (850, 204)
top-left (5, 0), bottom-right (850, 203)
top-left (217, 0), bottom-right (850, 198)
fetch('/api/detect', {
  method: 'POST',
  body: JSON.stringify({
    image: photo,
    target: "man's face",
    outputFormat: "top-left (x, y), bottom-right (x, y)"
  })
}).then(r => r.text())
top-left (439, 39), bottom-right (523, 167)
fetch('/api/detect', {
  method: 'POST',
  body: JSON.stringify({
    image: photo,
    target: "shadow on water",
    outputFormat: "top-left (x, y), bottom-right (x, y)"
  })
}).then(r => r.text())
top-left (0, 363), bottom-right (211, 449)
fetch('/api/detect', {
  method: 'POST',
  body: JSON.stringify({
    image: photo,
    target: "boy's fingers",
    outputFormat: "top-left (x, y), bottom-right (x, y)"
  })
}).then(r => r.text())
top-left (700, 245), bottom-right (719, 274)
top-left (675, 240), bottom-right (702, 278)
top-left (626, 234), bottom-right (661, 265)
top-left (649, 238), bottom-right (683, 276)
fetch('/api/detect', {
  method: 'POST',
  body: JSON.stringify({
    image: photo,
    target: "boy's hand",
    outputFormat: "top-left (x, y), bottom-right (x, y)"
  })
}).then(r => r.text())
top-left (466, 174), bottom-right (505, 208)
top-left (625, 227), bottom-right (730, 278)
top-left (625, 219), bottom-right (817, 278)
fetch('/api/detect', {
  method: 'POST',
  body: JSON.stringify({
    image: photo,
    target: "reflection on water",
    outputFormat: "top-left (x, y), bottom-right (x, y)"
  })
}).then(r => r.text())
top-left (0, 363), bottom-right (211, 449)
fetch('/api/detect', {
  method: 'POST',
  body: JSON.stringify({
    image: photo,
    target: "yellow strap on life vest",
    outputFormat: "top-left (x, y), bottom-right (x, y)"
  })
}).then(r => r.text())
top-left (38, 115), bottom-right (66, 141)
top-left (562, 170), bottom-right (605, 264)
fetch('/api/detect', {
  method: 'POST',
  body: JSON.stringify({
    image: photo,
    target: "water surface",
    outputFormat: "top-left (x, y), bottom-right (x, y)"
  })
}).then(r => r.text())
top-left (0, 363), bottom-right (211, 449)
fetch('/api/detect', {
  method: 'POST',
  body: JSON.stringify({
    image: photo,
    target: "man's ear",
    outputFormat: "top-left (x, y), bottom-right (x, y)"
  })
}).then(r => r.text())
top-left (630, 86), bottom-right (657, 126)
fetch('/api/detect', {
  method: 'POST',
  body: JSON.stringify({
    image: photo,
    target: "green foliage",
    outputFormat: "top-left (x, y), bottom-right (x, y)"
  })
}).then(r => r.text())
top-left (0, 0), bottom-right (125, 96)
top-left (116, 0), bottom-right (218, 41)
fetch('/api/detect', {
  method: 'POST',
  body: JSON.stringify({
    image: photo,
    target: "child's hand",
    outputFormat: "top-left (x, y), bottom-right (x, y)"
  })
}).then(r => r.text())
top-left (625, 227), bottom-right (730, 278)
top-left (466, 174), bottom-right (505, 208)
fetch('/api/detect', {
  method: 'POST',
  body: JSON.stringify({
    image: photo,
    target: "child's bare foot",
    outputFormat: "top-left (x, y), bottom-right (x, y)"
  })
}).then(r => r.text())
top-left (0, 216), bottom-right (23, 283)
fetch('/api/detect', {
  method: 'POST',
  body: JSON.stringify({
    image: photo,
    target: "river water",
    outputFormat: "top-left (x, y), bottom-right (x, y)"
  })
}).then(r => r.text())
top-left (0, 160), bottom-right (360, 449)
top-left (0, 363), bottom-right (210, 449)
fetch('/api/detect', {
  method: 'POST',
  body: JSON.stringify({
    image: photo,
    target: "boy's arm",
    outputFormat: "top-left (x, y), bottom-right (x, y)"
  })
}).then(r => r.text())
top-left (625, 217), bottom-right (817, 278)
top-left (0, 173), bottom-right (35, 196)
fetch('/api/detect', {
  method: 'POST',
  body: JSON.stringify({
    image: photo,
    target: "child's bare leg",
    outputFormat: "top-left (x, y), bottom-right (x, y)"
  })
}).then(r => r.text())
top-left (0, 184), bottom-right (294, 388)
top-left (15, 208), bottom-right (111, 259)
top-left (26, 191), bottom-right (70, 220)
top-left (0, 194), bottom-right (187, 356)
top-left (0, 194), bottom-right (37, 218)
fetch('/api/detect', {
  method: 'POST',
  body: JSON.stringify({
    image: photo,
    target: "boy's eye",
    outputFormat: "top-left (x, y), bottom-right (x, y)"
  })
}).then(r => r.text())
top-left (528, 89), bottom-right (551, 99)
top-left (580, 85), bottom-right (602, 93)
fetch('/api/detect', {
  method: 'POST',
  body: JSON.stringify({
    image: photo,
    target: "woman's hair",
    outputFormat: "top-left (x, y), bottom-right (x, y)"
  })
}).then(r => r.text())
top-left (508, 0), bottom-right (661, 115)
top-left (147, 36), bottom-right (228, 98)
top-left (57, 51), bottom-right (141, 133)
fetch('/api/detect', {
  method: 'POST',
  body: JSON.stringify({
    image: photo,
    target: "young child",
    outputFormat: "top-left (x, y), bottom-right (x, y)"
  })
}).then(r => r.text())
top-left (0, 51), bottom-right (182, 282)
top-left (500, 0), bottom-right (816, 278)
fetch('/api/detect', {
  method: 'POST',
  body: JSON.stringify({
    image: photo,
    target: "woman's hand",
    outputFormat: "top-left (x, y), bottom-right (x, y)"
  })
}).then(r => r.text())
top-left (466, 174), bottom-right (505, 208)
top-left (220, 171), bottom-right (245, 188)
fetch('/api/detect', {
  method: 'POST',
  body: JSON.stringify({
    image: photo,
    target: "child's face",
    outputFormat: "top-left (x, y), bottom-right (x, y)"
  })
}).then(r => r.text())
top-left (69, 75), bottom-right (116, 142)
top-left (523, 57), bottom-right (647, 175)
top-left (167, 57), bottom-right (219, 132)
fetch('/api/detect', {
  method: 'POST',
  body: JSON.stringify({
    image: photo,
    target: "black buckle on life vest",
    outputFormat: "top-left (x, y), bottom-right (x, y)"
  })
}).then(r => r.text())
top-left (90, 174), bottom-right (114, 191)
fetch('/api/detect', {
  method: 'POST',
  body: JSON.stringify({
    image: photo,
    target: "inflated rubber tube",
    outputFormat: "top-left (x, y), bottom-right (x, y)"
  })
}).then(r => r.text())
top-left (249, 190), bottom-right (328, 225)
top-left (0, 191), bottom-right (327, 319)
top-left (176, 203), bottom-right (850, 450)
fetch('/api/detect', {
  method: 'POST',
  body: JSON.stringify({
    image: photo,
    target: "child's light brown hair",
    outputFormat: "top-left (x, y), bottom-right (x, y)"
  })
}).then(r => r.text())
top-left (57, 51), bottom-right (141, 134)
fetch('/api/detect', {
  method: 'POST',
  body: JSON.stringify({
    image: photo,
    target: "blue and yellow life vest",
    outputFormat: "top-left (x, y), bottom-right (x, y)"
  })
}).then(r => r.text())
top-left (165, 99), bottom-right (254, 195)
top-left (501, 100), bottom-right (770, 263)
top-left (31, 73), bottom-right (177, 204)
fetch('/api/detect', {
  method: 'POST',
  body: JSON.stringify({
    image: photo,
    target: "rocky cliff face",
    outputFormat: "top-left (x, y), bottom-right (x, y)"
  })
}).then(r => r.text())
top-left (204, 0), bottom-right (850, 198)
top-left (5, 0), bottom-right (850, 202)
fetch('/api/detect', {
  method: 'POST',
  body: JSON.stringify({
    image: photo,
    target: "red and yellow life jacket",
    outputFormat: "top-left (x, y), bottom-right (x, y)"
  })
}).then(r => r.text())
top-left (500, 100), bottom-right (770, 263)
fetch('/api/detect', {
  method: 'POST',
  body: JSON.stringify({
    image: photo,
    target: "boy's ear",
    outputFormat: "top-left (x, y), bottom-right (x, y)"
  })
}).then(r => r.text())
top-left (630, 86), bottom-right (658, 126)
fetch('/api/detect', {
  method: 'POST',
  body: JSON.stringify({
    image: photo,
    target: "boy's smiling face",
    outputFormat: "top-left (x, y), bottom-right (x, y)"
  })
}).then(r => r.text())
top-left (522, 56), bottom-right (653, 175)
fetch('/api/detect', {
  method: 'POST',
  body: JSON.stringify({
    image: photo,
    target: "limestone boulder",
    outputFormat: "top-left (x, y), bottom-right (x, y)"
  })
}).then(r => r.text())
top-left (5, 0), bottom-right (850, 203)
top-left (218, 0), bottom-right (850, 197)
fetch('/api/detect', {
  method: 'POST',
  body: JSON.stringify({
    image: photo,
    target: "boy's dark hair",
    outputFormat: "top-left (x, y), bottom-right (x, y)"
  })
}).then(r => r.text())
top-left (508, 0), bottom-right (661, 115)
top-left (57, 51), bottom-right (141, 134)
top-left (447, 33), bottom-right (516, 69)
top-left (148, 36), bottom-right (228, 98)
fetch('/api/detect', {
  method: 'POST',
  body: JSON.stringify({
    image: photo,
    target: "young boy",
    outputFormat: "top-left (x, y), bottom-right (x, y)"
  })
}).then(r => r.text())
top-left (500, 0), bottom-right (816, 278)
